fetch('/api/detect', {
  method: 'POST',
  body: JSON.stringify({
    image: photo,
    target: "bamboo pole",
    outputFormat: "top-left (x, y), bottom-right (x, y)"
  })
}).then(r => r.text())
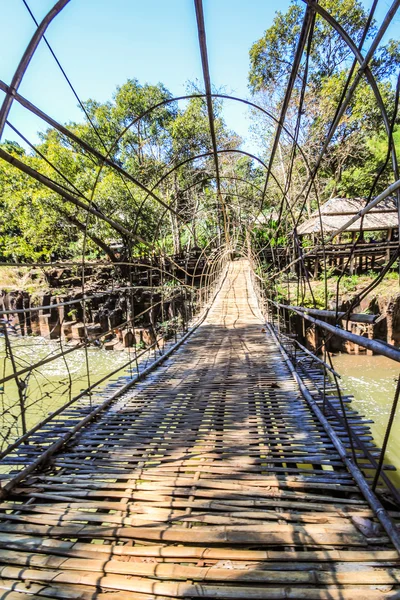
top-left (279, 305), bottom-right (379, 324)
top-left (274, 301), bottom-right (400, 363)
top-left (267, 322), bottom-right (400, 555)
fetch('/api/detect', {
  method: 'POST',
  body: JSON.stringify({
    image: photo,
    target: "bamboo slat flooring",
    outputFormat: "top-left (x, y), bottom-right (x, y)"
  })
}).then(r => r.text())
top-left (0, 259), bottom-right (399, 599)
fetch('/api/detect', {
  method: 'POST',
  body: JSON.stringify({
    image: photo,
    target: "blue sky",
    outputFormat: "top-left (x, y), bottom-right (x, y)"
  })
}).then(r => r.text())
top-left (0, 0), bottom-right (399, 153)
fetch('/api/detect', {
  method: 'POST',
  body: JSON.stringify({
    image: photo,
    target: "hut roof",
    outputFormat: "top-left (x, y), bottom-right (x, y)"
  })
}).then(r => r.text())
top-left (297, 197), bottom-right (398, 235)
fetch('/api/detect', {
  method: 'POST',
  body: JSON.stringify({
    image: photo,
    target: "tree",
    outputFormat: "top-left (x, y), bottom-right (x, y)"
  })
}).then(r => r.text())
top-left (0, 142), bottom-right (81, 262)
top-left (0, 79), bottom-right (246, 262)
top-left (248, 0), bottom-right (400, 236)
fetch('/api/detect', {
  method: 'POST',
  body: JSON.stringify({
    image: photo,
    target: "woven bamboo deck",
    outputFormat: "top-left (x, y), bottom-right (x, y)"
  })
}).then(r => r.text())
top-left (0, 260), bottom-right (399, 599)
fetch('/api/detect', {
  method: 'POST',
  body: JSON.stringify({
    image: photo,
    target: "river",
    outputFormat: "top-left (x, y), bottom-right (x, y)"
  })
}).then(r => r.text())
top-left (332, 353), bottom-right (400, 476)
top-left (0, 335), bottom-right (148, 447)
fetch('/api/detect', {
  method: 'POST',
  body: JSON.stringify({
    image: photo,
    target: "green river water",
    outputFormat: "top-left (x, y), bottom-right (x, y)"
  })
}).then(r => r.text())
top-left (0, 336), bottom-right (141, 443)
top-left (332, 353), bottom-right (400, 475)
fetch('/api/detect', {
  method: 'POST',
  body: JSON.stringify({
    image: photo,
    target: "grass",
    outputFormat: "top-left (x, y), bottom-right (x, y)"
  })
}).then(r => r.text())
top-left (274, 269), bottom-right (400, 308)
top-left (0, 266), bottom-right (48, 299)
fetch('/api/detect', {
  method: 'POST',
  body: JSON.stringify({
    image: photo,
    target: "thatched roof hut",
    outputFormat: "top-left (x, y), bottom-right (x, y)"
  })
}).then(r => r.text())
top-left (297, 197), bottom-right (398, 236)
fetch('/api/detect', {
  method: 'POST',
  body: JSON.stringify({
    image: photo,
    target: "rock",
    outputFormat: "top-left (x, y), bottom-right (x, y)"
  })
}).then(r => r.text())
top-left (62, 320), bottom-right (77, 340)
top-left (38, 314), bottom-right (61, 339)
top-left (101, 333), bottom-right (114, 343)
top-left (104, 339), bottom-right (119, 351)
top-left (122, 329), bottom-right (135, 348)
top-left (390, 296), bottom-right (400, 345)
top-left (71, 322), bottom-right (85, 341)
top-left (30, 313), bottom-right (41, 336)
top-left (86, 323), bottom-right (102, 341)
top-left (137, 327), bottom-right (156, 347)
top-left (39, 314), bottom-right (51, 338)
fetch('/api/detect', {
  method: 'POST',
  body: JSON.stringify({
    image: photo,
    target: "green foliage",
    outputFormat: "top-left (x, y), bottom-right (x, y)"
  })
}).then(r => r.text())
top-left (249, 3), bottom-right (304, 93)
top-left (301, 290), bottom-right (327, 309)
top-left (0, 78), bottom-right (248, 263)
top-left (248, 0), bottom-right (400, 250)
top-left (0, 143), bottom-right (79, 261)
top-left (249, 0), bottom-right (373, 93)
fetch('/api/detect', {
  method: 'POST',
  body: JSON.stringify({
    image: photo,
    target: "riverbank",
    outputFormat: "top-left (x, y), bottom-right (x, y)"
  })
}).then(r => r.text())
top-left (274, 270), bottom-right (400, 354)
top-left (0, 260), bottom-right (200, 349)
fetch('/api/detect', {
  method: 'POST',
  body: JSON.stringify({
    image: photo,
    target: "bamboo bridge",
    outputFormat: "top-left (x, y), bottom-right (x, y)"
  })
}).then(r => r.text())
top-left (0, 260), bottom-right (399, 599)
top-left (2, 0), bottom-right (400, 597)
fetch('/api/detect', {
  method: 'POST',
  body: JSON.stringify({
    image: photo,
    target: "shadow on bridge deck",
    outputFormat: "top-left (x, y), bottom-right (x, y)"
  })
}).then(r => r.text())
top-left (0, 260), bottom-right (399, 599)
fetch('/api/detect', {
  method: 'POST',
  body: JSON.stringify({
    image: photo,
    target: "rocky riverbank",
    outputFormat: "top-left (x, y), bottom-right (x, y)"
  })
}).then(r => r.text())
top-left (304, 280), bottom-right (400, 355)
top-left (274, 271), bottom-right (400, 355)
top-left (0, 258), bottom-right (203, 350)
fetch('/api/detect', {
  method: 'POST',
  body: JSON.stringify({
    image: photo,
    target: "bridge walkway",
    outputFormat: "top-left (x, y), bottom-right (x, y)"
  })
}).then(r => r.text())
top-left (0, 260), bottom-right (399, 599)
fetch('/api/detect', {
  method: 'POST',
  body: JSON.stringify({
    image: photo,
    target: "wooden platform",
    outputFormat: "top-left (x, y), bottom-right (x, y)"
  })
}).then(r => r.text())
top-left (0, 260), bottom-right (399, 599)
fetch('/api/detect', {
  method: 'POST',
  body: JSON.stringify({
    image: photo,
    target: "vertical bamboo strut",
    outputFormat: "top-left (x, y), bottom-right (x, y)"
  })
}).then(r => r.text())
top-left (372, 375), bottom-right (400, 490)
top-left (1, 324), bottom-right (26, 437)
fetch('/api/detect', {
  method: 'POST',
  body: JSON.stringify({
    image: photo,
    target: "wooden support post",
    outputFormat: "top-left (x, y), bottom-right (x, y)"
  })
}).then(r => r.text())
top-left (350, 232), bottom-right (356, 275)
top-left (387, 228), bottom-right (392, 263)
